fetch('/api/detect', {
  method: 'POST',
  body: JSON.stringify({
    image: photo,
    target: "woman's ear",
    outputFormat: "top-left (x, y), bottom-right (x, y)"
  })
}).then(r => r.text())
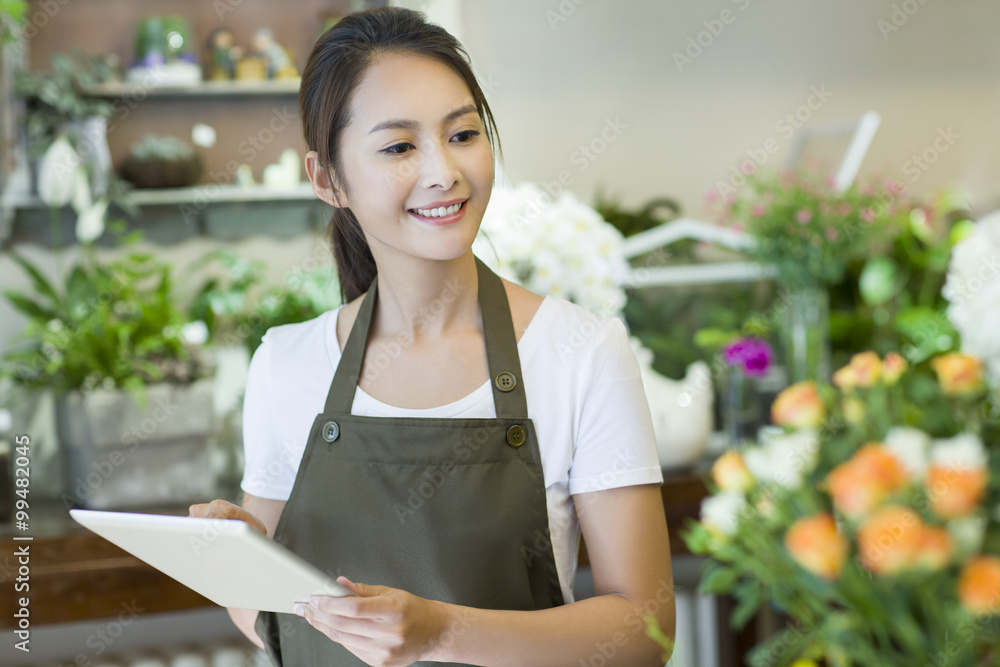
top-left (305, 150), bottom-right (348, 208)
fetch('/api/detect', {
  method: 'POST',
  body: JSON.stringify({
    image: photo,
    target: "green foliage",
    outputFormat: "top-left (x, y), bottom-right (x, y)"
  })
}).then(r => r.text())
top-left (14, 50), bottom-right (116, 156)
top-left (0, 233), bottom-right (211, 407)
top-left (188, 249), bottom-right (341, 356)
top-left (0, 0), bottom-right (27, 44)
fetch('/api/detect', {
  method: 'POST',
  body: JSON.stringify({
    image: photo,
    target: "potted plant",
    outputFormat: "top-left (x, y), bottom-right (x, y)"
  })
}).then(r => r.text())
top-left (15, 50), bottom-right (117, 196)
top-left (0, 226), bottom-right (216, 510)
top-left (120, 134), bottom-right (203, 189)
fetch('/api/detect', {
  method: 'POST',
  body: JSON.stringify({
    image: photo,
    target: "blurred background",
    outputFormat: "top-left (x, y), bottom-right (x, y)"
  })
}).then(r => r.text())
top-left (0, 1), bottom-right (998, 666)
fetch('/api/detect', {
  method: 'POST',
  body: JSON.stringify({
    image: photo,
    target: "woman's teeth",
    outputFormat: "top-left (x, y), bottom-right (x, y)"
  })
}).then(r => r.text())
top-left (411, 201), bottom-right (463, 218)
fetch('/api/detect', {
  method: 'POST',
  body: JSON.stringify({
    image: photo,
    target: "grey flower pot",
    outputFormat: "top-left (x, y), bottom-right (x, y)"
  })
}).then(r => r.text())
top-left (55, 379), bottom-right (216, 509)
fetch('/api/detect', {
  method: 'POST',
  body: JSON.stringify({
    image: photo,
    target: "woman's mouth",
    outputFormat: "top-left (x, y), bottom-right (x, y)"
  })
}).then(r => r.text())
top-left (407, 200), bottom-right (467, 226)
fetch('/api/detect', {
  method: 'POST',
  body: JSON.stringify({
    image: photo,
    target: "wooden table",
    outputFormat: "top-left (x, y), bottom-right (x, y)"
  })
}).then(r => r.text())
top-left (1, 468), bottom-right (758, 667)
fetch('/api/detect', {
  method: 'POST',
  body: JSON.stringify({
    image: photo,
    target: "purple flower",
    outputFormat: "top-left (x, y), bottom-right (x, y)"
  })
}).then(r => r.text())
top-left (723, 337), bottom-right (774, 378)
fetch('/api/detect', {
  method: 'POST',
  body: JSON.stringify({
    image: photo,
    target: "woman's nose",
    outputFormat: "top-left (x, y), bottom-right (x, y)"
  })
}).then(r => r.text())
top-left (417, 141), bottom-right (461, 191)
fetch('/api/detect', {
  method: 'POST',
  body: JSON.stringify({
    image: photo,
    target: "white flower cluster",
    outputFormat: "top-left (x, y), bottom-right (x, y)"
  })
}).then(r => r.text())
top-left (472, 182), bottom-right (630, 316)
top-left (943, 209), bottom-right (1000, 384)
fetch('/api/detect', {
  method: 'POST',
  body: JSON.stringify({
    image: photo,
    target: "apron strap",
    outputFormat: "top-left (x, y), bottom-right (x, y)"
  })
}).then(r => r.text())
top-left (324, 254), bottom-right (529, 420)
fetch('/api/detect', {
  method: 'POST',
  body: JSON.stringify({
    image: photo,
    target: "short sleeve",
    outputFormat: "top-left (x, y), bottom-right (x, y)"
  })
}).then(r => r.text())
top-left (567, 317), bottom-right (664, 495)
top-left (239, 330), bottom-right (296, 500)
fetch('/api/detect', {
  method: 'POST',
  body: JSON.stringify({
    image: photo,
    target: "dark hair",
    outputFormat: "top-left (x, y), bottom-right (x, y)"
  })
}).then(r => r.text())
top-left (299, 6), bottom-right (504, 303)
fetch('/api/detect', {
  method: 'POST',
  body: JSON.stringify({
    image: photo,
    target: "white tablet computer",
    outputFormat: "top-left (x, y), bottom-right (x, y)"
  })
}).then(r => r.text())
top-left (70, 509), bottom-right (354, 613)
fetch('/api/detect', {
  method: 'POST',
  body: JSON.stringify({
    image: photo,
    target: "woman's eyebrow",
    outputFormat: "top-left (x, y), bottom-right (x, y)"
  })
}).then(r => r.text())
top-left (368, 103), bottom-right (478, 134)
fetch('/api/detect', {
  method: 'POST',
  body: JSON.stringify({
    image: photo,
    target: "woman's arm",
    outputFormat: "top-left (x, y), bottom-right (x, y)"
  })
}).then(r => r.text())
top-left (191, 493), bottom-right (288, 651)
top-left (423, 482), bottom-right (674, 667)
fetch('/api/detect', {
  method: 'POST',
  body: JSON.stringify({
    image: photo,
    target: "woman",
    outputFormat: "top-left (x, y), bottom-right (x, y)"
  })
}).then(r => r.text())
top-left (190, 7), bottom-right (674, 666)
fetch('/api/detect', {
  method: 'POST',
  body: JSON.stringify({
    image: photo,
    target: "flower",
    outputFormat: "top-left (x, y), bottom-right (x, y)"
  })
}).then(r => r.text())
top-left (180, 320), bottom-right (210, 346)
top-left (771, 381), bottom-right (826, 429)
top-left (834, 351), bottom-right (882, 390)
top-left (700, 492), bottom-right (748, 538)
top-left (795, 209), bottom-right (813, 224)
top-left (883, 427), bottom-right (931, 480)
top-left (712, 451), bottom-right (755, 493)
top-left (943, 209), bottom-right (1000, 385)
top-left (37, 135), bottom-right (81, 208)
top-left (76, 197), bottom-right (108, 244)
top-left (784, 513), bottom-right (847, 580)
top-left (958, 556), bottom-right (1000, 616)
top-left (743, 429), bottom-right (819, 490)
top-left (841, 397), bottom-right (866, 424)
top-left (882, 352), bottom-right (908, 385)
top-left (856, 505), bottom-right (924, 575)
top-left (914, 525), bottom-right (953, 571)
top-left (722, 337), bottom-right (773, 378)
top-left (826, 444), bottom-right (908, 519)
top-left (474, 182), bottom-right (629, 316)
top-left (926, 433), bottom-right (989, 518)
top-left (930, 352), bottom-right (985, 397)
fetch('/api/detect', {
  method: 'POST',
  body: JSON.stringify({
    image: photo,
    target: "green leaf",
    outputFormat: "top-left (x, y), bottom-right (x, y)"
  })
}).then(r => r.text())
top-left (7, 250), bottom-right (62, 311)
top-left (3, 291), bottom-right (58, 323)
top-left (700, 563), bottom-right (739, 594)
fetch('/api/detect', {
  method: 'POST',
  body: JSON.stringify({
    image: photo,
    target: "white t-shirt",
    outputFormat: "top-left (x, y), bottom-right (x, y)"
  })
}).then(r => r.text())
top-left (240, 294), bottom-right (664, 604)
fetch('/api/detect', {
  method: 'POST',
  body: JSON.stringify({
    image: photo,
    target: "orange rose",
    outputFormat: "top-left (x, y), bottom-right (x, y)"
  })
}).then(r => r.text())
top-left (926, 466), bottom-right (988, 519)
top-left (959, 556), bottom-right (1000, 616)
top-left (772, 381), bottom-right (826, 429)
top-left (930, 353), bottom-right (985, 396)
top-left (827, 444), bottom-right (908, 518)
top-left (712, 450), bottom-right (755, 493)
top-left (785, 513), bottom-right (847, 580)
top-left (849, 351), bottom-right (882, 388)
top-left (856, 505), bottom-right (924, 575)
top-left (832, 364), bottom-right (858, 391)
top-left (914, 525), bottom-right (953, 571)
top-left (842, 397), bottom-right (866, 425)
top-left (882, 352), bottom-right (908, 385)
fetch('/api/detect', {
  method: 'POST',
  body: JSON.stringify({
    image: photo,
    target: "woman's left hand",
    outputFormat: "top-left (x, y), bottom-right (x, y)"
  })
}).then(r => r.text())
top-left (294, 576), bottom-right (450, 666)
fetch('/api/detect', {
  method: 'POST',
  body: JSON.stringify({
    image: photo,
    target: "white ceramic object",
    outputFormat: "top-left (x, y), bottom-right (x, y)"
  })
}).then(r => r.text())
top-left (630, 337), bottom-right (715, 470)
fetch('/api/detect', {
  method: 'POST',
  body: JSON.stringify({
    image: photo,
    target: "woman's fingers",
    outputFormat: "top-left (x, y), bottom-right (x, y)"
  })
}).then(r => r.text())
top-left (188, 499), bottom-right (267, 536)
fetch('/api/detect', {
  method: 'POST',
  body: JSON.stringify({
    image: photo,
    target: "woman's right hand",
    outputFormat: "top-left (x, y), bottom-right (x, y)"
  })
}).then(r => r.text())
top-left (189, 499), bottom-right (268, 538)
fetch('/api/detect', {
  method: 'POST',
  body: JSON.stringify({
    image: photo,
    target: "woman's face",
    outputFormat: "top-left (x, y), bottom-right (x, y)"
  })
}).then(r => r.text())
top-left (325, 53), bottom-right (495, 264)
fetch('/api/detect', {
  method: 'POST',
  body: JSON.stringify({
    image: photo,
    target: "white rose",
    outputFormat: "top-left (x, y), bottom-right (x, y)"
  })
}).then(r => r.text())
top-left (884, 426), bottom-right (931, 479)
top-left (930, 432), bottom-right (988, 470)
top-left (700, 491), bottom-right (747, 536)
top-left (744, 429), bottom-right (819, 489)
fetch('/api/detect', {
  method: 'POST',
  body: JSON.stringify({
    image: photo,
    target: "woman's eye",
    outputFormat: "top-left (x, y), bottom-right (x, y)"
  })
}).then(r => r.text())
top-left (453, 130), bottom-right (480, 143)
top-left (382, 143), bottom-right (412, 156)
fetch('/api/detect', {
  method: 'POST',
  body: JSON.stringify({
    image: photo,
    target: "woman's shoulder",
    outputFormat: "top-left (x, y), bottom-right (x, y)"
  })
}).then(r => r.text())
top-left (257, 306), bottom-right (341, 358)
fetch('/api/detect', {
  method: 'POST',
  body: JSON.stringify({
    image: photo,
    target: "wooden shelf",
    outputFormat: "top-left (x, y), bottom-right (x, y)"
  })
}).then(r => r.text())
top-left (83, 79), bottom-right (301, 98)
top-left (2, 182), bottom-right (317, 209)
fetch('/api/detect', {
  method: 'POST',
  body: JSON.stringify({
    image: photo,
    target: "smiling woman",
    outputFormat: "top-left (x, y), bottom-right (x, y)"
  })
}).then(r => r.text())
top-left (189, 6), bottom-right (673, 667)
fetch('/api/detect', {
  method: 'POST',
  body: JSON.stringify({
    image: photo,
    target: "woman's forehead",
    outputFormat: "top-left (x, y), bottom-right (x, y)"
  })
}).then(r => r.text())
top-left (350, 54), bottom-right (474, 125)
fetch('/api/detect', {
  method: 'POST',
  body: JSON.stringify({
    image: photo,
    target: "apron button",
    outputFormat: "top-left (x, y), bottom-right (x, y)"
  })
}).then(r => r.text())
top-left (495, 371), bottom-right (517, 392)
top-left (322, 421), bottom-right (340, 442)
top-left (506, 424), bottom-right (526, 447)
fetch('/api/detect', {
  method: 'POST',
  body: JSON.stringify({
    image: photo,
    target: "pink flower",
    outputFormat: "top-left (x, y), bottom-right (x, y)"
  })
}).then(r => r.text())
top-left (796, 209), bottom-right (813, 224)
top-left (752, 203), bottom-right (766, 218)
top-left (838, 202), bottom-right (852, 216)
top-left (705, 189), bottom-right (719, 204)
top-left (825, 227), bottom-right (838, 240)
top-left (861, 207), bottom-right (875, 223)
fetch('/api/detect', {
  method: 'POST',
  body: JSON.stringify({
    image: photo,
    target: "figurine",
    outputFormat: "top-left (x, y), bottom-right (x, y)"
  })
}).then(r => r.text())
top-left (206, 27), bottom-right (242, 81)
top-left (250, 28), bottom-right (297, 79)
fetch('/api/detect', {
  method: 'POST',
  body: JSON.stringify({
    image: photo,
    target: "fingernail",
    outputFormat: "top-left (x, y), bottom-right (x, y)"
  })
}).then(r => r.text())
top-left (310, 595), bottom-right (319, 605)
top-left (293, 603), bottom-right (305, 615)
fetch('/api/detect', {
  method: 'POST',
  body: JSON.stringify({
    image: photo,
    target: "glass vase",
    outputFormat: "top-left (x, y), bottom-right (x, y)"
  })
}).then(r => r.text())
top-left (779, 285), bottom-right (831, 384)
top-left (723, 367), bottom-right (760, 449)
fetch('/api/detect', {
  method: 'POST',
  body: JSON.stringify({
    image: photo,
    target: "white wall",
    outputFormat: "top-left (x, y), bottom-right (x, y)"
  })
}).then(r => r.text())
top-left (461, 0), bottom-right (1000, 215)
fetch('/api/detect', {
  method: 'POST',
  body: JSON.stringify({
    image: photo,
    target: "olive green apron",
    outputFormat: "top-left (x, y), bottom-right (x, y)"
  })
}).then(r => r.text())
top-left (254, 255), bottom-right (565, 666)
